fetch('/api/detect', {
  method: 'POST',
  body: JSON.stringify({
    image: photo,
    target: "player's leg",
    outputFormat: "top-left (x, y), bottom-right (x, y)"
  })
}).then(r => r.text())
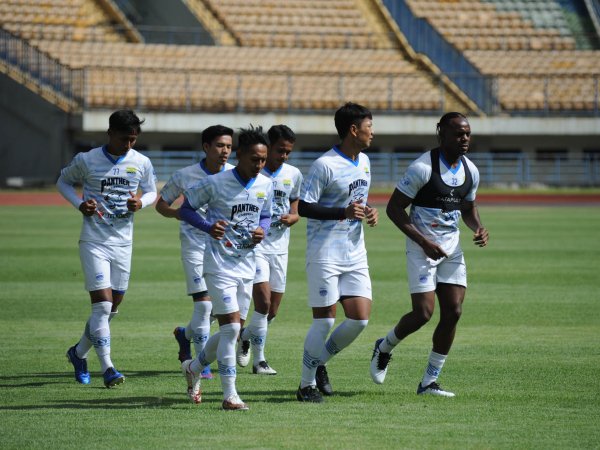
top-left (370, 250), bottom-right (437, 384)
top-left (267, 252), bottom-right (288, 323)
top-left (297, 262), bottom-right (337, 403)
top-left (417, 253), bottom-right (467, 397)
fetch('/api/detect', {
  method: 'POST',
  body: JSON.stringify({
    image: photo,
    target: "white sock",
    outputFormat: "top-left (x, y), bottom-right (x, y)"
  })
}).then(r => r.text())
top-left (379, 328), bottom-right (401, 353)
top-left (300, 318), bottom-right (334, 388)
top-left (193, 330), bottom-right (219, 372)
top-left (320, 319), bottom-right (368, 364)
top-left (187, 301), bottom-right (212, 357)
top-left (217, 322), bottom-right (241, 399)
top-left (89, 301), bottom-right (113, 372)
top-left (245, 311), bottom-right (268, 365)
top-left (421, 351), bottom-right (447, 387)
top-left (76, 308), bottom-right (118, 359)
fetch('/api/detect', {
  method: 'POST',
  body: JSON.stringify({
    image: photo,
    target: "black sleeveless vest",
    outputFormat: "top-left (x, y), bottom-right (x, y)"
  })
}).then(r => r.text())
top-left (412, 148), bottom-right (473, 212)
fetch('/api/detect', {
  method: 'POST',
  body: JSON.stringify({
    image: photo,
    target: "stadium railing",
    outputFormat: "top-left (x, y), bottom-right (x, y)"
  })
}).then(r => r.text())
top-left (142, 151), bottom-right (600, 187)
top-left (382, 0), bottom-right (497, 114)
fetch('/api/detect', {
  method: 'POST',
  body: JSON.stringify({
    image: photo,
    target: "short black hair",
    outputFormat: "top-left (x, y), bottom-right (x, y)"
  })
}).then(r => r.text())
top-left (202, 124), bottom-right (234, 146)
top-left (436, 112), bottom-right (468, 136)
top-left (268, 124), bottom-right (296, 144)
top-left (237, 125), bottom-right (269, 152)
top-left (334, 102), bottom-right (372, 140)
top-left (108, 110), bottom-right (144, 134)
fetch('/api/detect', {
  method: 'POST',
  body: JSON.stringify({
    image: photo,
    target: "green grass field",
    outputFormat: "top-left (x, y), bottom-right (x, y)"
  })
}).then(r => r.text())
top-left (1, 204), bottom-right (599, 449)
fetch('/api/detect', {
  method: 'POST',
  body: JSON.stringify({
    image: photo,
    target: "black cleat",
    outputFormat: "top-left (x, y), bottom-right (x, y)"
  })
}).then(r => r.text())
top-left (296, 384), bottom-right (323, 403)
top-left (316, 365), bottom-right (333, 396)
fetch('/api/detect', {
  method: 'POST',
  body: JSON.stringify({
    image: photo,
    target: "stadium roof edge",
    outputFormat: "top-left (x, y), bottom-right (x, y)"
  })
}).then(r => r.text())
top-left (82, 111), bottom-right (600, 136)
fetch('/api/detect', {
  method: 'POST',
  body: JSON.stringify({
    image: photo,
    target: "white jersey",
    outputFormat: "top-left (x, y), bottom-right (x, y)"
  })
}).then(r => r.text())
top-left (300, 146), bottom-right (371, 264)
top-left (59, 146), bottom-right (157, 245)
top-left (258, 163), bottom-right (303, 255)
top-left (184, 169), bottom-right (273, 279)
top-left (160, 160), bottom-right (234, 253)
top-left (397, 150), bottom-right (480, 254)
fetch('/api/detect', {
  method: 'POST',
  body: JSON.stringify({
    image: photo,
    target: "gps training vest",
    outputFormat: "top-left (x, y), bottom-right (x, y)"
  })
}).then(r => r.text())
top-left (412, 148), bottom-right (473, 212)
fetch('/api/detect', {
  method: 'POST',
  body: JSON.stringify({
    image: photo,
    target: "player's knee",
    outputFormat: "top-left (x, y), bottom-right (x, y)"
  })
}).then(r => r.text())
top-left (414, 307), bottom-right (433, 325)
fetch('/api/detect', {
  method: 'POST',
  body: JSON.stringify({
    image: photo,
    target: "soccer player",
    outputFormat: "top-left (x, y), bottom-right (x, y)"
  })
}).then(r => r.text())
top-left (179, 125), bottom-right (273, 411)
top-left (296, 102), bottom-right (378, 403)
top-left (370, 112), bottom-right (489, 397)
top-left (155, 125), bottom-right (234, 380)
top-left (58, 109), bottom-right (157, 388)
top-left (236, 125), bottom-right (303, 375)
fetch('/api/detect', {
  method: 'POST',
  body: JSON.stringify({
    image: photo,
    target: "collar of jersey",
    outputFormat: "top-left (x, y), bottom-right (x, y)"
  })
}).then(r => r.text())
top-left (264, 164), bottom-right (283, 178)
top-left (233, 168), bottom-right (257, 189)
top-left (199, 158), bottom-right (225, 175)
top-left (333, 145), bottom-right (359, 167)
top-left (440, 151), bottom-right (462, 174)
top-left (102, 145), bottom-right (127, 165)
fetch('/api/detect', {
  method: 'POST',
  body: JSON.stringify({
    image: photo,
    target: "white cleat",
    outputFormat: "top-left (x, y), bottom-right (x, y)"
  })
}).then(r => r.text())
top-left (370, 338), bottom-right (392, 385)
top-left (181, 359), bottom-right (202, 404)
top-left (222, 394), bottom-right (249, 411)
top-left (417, 382), bottom-right (455, 397)
top-left (236, 336), bottom-right (251, 368)
top-left (252, 360), bottom-right (277, 375)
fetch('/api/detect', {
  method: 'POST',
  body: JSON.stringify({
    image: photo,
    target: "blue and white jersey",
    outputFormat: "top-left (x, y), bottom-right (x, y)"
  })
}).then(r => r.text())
top-left (160, 160), bottom-right (234, 253)
top-left (397, 150), bottom-right (480, 254)
top-left (300, 146), bottom-right (371, 264)
top-left (258, 163), bottom-right (303, 255)
top-left (59, 146), bottom-right (157, 245)
top-left (184, 169), bottom-right (273, 279)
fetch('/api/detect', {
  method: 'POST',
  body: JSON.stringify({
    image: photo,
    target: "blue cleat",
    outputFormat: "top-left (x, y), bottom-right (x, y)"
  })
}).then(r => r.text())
top-left (173, 327), bottom-right (192, 363)
top-left (66, 345), bottom-right (90, 385)
top-left (103, 367), bottom-right (125, 388)
top-left (201, 365), bottom-right (214, 380)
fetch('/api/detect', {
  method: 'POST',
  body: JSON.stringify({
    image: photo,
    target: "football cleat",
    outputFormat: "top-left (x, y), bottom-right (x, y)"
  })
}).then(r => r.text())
top-left (417, 382), bottom-right (455, 397)
top-left (182, 359), bottom-right (202, 403)
top-left (66, 345), bottom-right (90, 385)
top-left (296, 384), bottom-right (323, 403)
top-left (370, 338), bottom-right (392, 385)
top-left (222, 394), bottom-right (249, 411)
top-left (200, 365), bottom-right (214, 380)
top-left (252, 360), bottom-right (277, 375)
top-left (236, 330), bottom-right (251, 367)
top-left (315, 365), bottom-right (333, 396)
top-left (173, 326), bottom-right (192, 363)
top-left (103, 367), bottom-right (125, 388)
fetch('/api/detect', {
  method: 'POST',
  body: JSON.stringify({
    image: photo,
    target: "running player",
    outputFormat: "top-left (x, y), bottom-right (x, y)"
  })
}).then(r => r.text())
top-left (58, 109), bottom-right (157, 388)
top-left (369, 112), bottom-right (489, 397)
top-left (237, 125), bottom-right (303, 375)
top-left (155, 125), bottom-right (234, 380)
top-left (179, 125), bottom-right (273, 411)
top-left (296, 103), bottom-right (378, 403)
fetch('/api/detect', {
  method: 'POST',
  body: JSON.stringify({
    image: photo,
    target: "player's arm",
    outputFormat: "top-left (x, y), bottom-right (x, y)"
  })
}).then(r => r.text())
top-left (155, 195), bottom-right (181, 220)
top-left (129, 163), bottom-right (158, 212)
top-left (386, 188), bottom-right (447, 260)
top-left (299, 200), bottom-right (365, 220)
top-left (56, 159), bottom-right (98, 216)
top-left (279, 198), bottom-right (300, 226)
top-left (461, 201), bottom-right (489, 247)
top-left (364, 203), bottom-right (378, 227)
top-left (179, 197), bottom-right (228, 240)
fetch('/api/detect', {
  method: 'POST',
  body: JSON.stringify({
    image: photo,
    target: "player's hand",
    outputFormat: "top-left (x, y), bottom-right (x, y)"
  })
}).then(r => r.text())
top-left (365, 205), bottom-right (378, 227)
top-left (79, 199), bottom-right (97, 217)
top-left (345, 201), bottom-right (366, 220)
top-left (252, 226), bottom-right (265, 244)
top-left (210, 220), bottom-right (228, 240)
top-left (473, 227), bottom-right (489, 247)
top-left (127, 191), bottom-right (142, 212)
top-left (420, 239), bottom-right (448, 260)
top-left (279, 213), bottom-right (300, 227)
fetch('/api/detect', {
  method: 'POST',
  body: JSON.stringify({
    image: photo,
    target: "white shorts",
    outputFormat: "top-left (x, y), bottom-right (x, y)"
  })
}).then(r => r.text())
top-left (181, 250), bottom-right (207, 295)
top-left (406, 245), bottom-right (467, 294)
top-left (204, 272), bottom-right (253, 317)
top-left (79, 241), bottom-right (131, 292)
top-left (253, 252), bottom-right (288, 293)
top-left (306, 261), bottom-right (372, 308)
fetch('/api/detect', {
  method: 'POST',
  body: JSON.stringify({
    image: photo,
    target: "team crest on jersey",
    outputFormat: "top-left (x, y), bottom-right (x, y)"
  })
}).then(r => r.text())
top-left (364, 166), bottom-right (370, 174)
top-left (283, 179), bottom-right (291, 186)
top-left (126, 167), bottom-right (138, 175)
top-left (256, 191), bottom-right (266, 201)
